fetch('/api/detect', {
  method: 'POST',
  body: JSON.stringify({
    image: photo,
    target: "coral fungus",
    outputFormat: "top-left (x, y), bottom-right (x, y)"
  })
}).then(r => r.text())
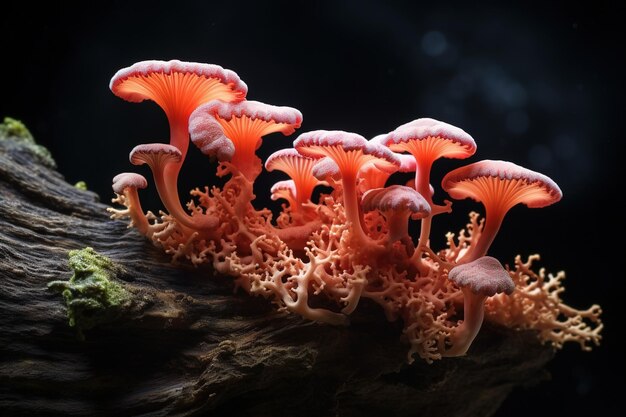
top-left (109, 59), bottom-right (602, 362)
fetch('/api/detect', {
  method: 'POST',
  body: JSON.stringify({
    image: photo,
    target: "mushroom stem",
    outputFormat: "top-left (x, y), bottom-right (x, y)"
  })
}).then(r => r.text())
top-left (444, 289), bottom-right (488, 357)
top-left (124, 188), bottom-right (150, 235)
top-left (152, 168), bottom-right (216, 231)
top-left (412, 160), bottom-right (435, 273)
top-left (168, 116), bottom-right (190, 162)
top-left (342, 171), bottom-right (369, 244)
top-left (162, 117), bottom-right (191, 222)
top-left (387, 211), bottom-right (411, 243)
top-left (233, 152), bottom-right (262, 182)
top-left (411, 215), bottom-right (432, 274)
top-left (415, 158), bottom-right (433, 205)
top-left (458, 210), bottom-right (505, 264)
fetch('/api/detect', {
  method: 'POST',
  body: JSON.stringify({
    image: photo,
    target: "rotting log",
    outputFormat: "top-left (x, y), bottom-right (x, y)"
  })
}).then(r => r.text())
top-left (0, 123), bottom-right (554, 417)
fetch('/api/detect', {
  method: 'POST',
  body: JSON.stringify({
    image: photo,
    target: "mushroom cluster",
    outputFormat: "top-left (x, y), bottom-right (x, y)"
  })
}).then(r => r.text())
top-left (109, 59), bottom-right (602, 362)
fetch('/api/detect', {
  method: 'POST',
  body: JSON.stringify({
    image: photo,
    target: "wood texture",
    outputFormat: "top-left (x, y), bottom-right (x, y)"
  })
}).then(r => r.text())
top-left (0, 130), bottom-right (553, 416)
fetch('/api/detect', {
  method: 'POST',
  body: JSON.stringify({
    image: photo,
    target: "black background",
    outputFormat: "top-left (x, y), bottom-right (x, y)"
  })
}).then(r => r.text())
top-left (1, 1), bottom-right (622, 415)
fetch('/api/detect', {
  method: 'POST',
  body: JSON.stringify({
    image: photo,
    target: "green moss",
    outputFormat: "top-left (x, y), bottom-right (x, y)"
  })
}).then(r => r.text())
top-left (74, 181), bottom-right (88, 191)
top-left (0, 117), bottom-right (56, 168)
top-left (0, 117), bottom-right (33, 139)
top-left (48, 247), bottom-right (131, 339)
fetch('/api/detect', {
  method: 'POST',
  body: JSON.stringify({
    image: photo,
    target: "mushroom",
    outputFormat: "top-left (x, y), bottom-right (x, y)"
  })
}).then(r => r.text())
top-left (384, 118), bottom-right (476, 210)
top-left (358, 154), bottom-right (416, 192)
top-left (383, 118), bottom-right (476, 270)
top-left (294, 130), bottom-right (400, 244)
top-left (441, 160), bottom-right (562, 263)
top-left (361, 185), bottom-right (430, 246)
top-left (265, 149), bottom-right (319, 211)
top-left (270, 179), bottom-right (297, 208)
top-left (312, 157), bottom-right (341, 188)
top-left (110, 60), bottom-right (247, 226)
top-left (111, 172), bottom-right (149, 234)
top-left (444, 256), bottom-right (515, 356)
top-left (129, 143), bottom-right (217, 230)
top-left (189, 100), bottom-right (303, 181)
top-left (110, 60), bottom-right (247, 162)
top-left (358, 134), bottom-right (418, 192)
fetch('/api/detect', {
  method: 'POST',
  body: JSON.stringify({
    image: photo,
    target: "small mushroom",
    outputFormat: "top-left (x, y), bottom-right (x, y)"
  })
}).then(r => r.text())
top-left (444, 256), bottom-right (515, 356)
top-left (312, 157), bottom-right (341, 187)
top-left (111, 173), bottom-right (149, 234)
top-left (361, 185), bottom-right (430, 245)
top-left (442, 160), bottom-right (562, 263)
top-left (294, 130), bottom-right (400, 244)
top-left (384, 118), bottom-right (476, 211)
top-left (359, 134), bottom-right (417, 192)
top-left (265, 149), bottom-right (319, 211)
top-left (130, 144), bottom-right (216, 230)
top-left (270, 179), bottom-right (297, 208)
top-left (189, 100), bottom-right (303, 181)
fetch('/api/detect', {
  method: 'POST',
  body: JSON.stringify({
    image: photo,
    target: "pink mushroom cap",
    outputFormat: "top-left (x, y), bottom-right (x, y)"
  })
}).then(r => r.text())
top-left (448, 256), bottom-right (515, 296)
top-left (271, 179), bottom-right (297, 199)
top-left (112, 172), bottom-right (148, 194)
top-left (294, 130), bottom-right (400, 170)
top-left (441, 160), bottom-right (563, 209)
top-left (189, 100), bottom-right (302, 164)
top-left (362, 185), bottom-right (431, 217)
top-left (110, 60), bottom-right (247, 106)
top-left (312, 157), bottom-right (340, 181)
top-left (384, 118), bottom-right (476, 160)
top-left (129, 143), bottom-right (183, 167)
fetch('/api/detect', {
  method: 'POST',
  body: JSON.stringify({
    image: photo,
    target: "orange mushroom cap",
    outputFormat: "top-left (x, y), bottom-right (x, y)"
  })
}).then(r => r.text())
top-left (358, 133), bottom-right (417, 191)
top-left (383, 118), bottom-right (475, 210)
top-left (385, 118), bottom-right (476, 161)
top-left (294, 130), bottom-right (400, 170)
top-left (369, 134), bottom-right (418, 172)
top-left (110, 60), bottom-right (247, 167)
top-left (270, 179), bottom-right (297, 202)
top-left (265, 149), bottom-right (318, 207)
top-left (442, 160), bottom-right (562, 263)
top-left (189, 100), bottom-right (302, 180)
top-left (129, 143), bottom-right (182, 170)
top-left (441, 160), bottom-right (562, 210)
top-left (294, 130), bottom-right (400, 244)
top-left (110, 60), bottom-right (247, 117)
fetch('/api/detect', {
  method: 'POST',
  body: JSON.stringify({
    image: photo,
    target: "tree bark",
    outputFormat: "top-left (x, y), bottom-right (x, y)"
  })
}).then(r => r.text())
top-left (0, 129), bottom-right (553, 417)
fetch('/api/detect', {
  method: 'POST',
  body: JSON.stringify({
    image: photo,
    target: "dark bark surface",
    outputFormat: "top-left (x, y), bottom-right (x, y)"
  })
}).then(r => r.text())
top-left (0, 129), bottom-right (554, 417)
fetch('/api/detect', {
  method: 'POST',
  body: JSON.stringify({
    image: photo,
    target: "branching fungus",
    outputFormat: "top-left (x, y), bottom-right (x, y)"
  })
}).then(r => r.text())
top-left (109, 60), bottom-right (602, 362)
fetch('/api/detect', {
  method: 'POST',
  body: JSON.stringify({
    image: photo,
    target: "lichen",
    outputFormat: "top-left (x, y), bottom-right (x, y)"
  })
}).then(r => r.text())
top-left (47, 247), bottom-right (131, 339)
top-left (0, 117), bottom-right (56, 168)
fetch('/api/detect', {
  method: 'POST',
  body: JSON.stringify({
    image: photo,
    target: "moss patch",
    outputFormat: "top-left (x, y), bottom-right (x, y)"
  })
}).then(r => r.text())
top-left (74, 181), bottom-right (88, 191)
top-left (48, 247), bottom-right (131, 339)
top-left (0, 117), bottom-right (56, 168)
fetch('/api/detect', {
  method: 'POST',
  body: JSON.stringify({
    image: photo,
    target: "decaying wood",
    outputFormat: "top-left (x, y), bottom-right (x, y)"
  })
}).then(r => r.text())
top-left (0, 128), bottom-right (553, 416)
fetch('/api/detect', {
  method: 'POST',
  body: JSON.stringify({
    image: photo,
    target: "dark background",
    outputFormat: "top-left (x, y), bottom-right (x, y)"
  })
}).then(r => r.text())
top-left (1, 1), bottom-right (622, 415)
